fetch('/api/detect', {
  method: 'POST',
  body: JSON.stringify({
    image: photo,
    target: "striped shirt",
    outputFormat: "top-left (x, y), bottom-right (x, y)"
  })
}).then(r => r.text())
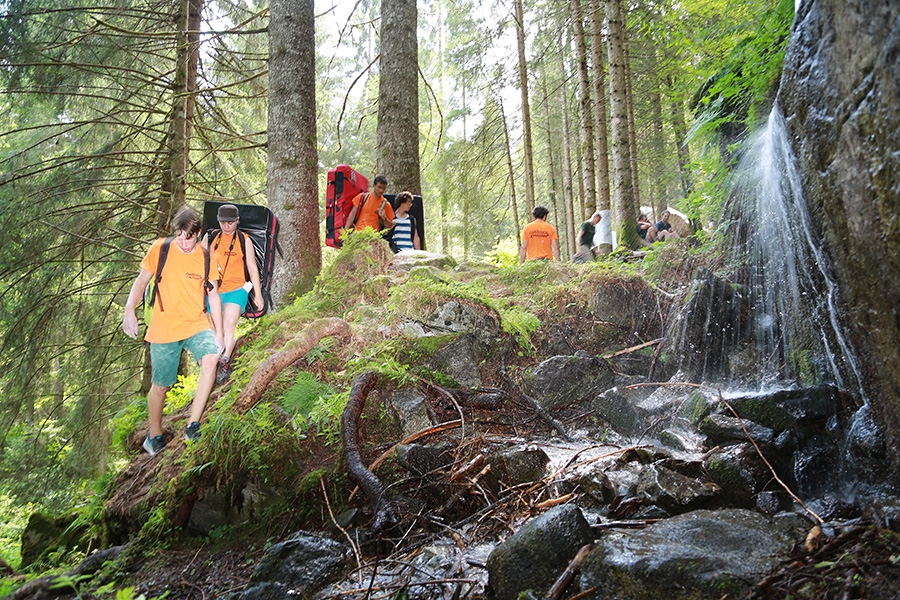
top-left (393, 215), bottom-right (415, 250)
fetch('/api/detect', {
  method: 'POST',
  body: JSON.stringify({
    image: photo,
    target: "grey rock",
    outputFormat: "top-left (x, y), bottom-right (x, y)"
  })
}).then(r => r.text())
top-left (425, 300), bottom-right (501, 345)
top-left (487, 504), bottom-right (593, 600)
top-left (527, 351), bottom-right (615, 411)
top-left (425, 333), bottom-right (484, 387)
top-left (592, 387), bottom-right (642, 437)
top-left (705, 443), bottom-right (773, 508)
top-left (636, 463), bottom-right (719, 513)
top-left (386, 387), bottom-right (432, 438)
top-left (395, 443), bottom-right (453, 477)
top-left (484, 446), bottom-right (550, 498)
top-left (698, 414), bottom-right (775, 446)
top-left (245, 531), bottom-right (351, 596)
top-left (580, 508), bottom-right (805, 599)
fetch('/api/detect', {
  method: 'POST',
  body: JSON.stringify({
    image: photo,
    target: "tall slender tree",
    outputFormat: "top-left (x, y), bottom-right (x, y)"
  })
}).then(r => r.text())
top-left (606, 0), bottom-right (638, 246)
top-left (378, 0), bottom-right (421, 194)
top-left (513, 0), bottom-right (536, 215)
top-left (571, 0), bottom-right (597, 218)
top-left (589, 0), bottom-right (612, 255)
top-left (268, 0), bottom-right (320, 303)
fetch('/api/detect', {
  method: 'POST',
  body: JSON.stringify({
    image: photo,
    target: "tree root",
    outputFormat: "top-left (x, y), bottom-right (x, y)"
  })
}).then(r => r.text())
top-left (236, 317), bottom-right (351, 413)
top-left (343, 372), bottom-right (399, 533)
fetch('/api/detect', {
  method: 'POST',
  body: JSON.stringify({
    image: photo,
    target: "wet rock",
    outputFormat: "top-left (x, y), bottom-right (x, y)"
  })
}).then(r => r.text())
top-left (395, 443), bottom-right (453, 477)
top-left (664, 268), bottom-right (745, 382)
top-left (527, 351), bottom-right (615, 411)
top-left (705, 443), bottom-right (772, 508)
top-left (425, 300), bottom-right (501, 345)
top-left (845, 404), bottom-right (891, 483)
top-left (238, 531), bottom-right (351, 599)
top-left (386, 387), bottom-right (432, 438)
top-left (568, 464), bottom-right (616, 505)
top-left (756, 491), bottom-right (786, 516)
top-left (636, 463), bottom-right (720, 514)
top-left (793, 434), bottom-right (842, 499)
top-left (592, 387), bottom-right (642, 437)
top-left (486, 504), bottom-right (593, 600)
top-left (484, 446), bottom-right (550, 497)
top-left (724, 385), bottom-right (841, 441)
top-left (657, 426), bottom-right (706, 454)
top-left (698, 414), bottom-right (775, 446)
top-left (680, 390), bottom-right (717, 426)
top-left (588, 277), bottom-right (659, 334)
top-left (580, 509), bottom-right (807, 599)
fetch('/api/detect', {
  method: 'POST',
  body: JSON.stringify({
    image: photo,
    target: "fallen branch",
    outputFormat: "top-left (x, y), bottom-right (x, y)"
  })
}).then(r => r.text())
top-left (236, 317), bottom-right (351, 413)
top-left (342, 372), bottom-right (399, 533)
top-left (601, 338), bottom-right (664, 359)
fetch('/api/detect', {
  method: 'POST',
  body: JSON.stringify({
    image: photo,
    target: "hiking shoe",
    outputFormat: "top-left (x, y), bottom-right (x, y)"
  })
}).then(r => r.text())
top-left (215, 357), bottom-right (232, 385)
top-left (184, 421), bottom-right (202, 442)
top-left (143, 434), bottom-right (166, 456)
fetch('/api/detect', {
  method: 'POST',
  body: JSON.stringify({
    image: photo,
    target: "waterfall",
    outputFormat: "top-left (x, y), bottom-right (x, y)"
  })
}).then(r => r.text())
top-left (732, 106), bottom-right (864, 402)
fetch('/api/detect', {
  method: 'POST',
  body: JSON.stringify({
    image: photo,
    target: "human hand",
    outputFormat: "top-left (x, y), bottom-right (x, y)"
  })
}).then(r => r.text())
top-left (122, 311), bottom-right (139, 339)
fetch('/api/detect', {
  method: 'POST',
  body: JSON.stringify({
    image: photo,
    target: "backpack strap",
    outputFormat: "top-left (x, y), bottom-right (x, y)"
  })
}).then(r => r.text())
top-left (202, 245), bottom-right (211, 311)
top-left (351, 192), bottom-right (370, 229)
top-left (148, 237), bottom-right (173, 312)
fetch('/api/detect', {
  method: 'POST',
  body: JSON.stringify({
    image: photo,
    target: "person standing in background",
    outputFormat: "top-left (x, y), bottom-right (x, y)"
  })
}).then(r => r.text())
top-left (519, 205), bottom-right (560, 263)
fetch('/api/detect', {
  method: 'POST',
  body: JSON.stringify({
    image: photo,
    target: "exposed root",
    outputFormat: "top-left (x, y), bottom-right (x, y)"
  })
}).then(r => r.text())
top-left (236, 317), bottom-right (351, 413)
top-left (342, 372), bottom-right (400, 534)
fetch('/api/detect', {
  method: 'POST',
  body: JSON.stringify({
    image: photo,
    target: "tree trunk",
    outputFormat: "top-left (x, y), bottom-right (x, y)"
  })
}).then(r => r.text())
top-left (589, 0), bottom-right (611, 255)
top-left (668, 77), bottom-right (693, 199)
top-left (513, 0), bottom-right (536, 215)
top-left (161, 0), bottom-right (202, 226)
top-left (624, 30), bottom-right (641, 212)
top-left (500, 99), bottom-right (522, 243)
top-left (571, 0), bottom-right (597, 219)
top-left (541, 72), bottom-right (561, 251)
top-left (647, 41), bottom-right (667, 221)
top-left (606, 0), bottom-right (638, 248)
top-left (377, 0), bottom-right (420, 194)
top-left (268, 0), bottom-right (320, 305)
top-left (558, 49), bottom-right (576, 260)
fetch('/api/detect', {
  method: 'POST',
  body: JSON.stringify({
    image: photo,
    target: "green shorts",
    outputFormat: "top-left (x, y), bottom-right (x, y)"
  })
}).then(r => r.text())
top-left (149, 329), bottom-right (218, 387)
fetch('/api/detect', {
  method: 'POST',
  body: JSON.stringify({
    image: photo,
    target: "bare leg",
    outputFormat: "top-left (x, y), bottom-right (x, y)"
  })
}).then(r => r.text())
top-left (221, 302), bottom-right (242, 360)
top-left (189, 353), bottom-right (219, 424)
top-left (148, 384), bottom-right (169, 437)
top-left (648, 226), bottom-right (659, 242)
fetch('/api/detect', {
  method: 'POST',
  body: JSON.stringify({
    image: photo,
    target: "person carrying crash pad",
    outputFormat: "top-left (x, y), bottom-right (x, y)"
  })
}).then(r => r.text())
top-left (202, 203), bottom-right (263, 384)
top-left (342, 174), bottom-right (396, 236)
top-left (122, 206), bottom-right (224, 456)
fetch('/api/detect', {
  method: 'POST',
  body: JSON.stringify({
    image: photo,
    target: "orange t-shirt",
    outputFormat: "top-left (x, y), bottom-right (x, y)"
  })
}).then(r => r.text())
top-left (209, 231), bottom-right (247, 294)
top-left (521, 219), bottom-right (559, 260)
top-left (141, 239), bottom-right (219, 344)
top-left (351, 192), bottom-right (395, 231)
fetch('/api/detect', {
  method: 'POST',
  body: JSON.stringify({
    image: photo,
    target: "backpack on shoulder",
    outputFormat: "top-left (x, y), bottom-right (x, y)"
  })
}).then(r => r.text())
top-left (143, 237), bottom-right (211, 326)
top-left (202, 201), bottom-right (281, 318)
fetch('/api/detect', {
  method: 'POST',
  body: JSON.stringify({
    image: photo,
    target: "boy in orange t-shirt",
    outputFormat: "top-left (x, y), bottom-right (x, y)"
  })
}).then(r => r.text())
top-left (520, 205), bottom-right (560, 263)
top-left (342, 174), bottom-right (396, 234)
top-left (123, 206), bottom-right (224, 456)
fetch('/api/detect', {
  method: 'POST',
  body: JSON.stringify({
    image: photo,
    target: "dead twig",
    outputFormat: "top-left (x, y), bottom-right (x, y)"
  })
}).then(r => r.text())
top-left (547, 543), bottom-right (592, 600)
top-left (601, 338), bottom-right (664, 359)
top-left (321, 478), bottom-right (363, 582)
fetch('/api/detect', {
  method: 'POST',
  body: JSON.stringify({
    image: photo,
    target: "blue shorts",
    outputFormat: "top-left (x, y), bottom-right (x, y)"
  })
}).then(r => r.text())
top-left (208, 286), bottom-right (250, 312)
top-left (149, 329), bottom-right (218, 387)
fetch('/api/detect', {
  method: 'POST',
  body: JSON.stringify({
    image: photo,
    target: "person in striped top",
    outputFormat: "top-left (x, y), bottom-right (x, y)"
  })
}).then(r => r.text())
top-left (390, 191), bottom-right (420, 251)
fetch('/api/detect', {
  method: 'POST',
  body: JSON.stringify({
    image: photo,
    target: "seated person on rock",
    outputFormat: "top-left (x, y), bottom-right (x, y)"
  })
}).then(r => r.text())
top-left (655, 210), bottom-right (680, 241)
top-left (637, 214), bottom-right (658, 242)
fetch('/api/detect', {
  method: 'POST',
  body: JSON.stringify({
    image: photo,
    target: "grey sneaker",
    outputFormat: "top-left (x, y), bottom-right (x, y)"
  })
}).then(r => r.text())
top-left (143, 434), bottom-right (166, 456)
top-left (184, 421), bottom-right (202, 442)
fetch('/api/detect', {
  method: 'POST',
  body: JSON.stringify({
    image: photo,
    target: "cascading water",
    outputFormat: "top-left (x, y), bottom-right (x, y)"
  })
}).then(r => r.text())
top-left (733, 106), bottom-right (864, 401)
